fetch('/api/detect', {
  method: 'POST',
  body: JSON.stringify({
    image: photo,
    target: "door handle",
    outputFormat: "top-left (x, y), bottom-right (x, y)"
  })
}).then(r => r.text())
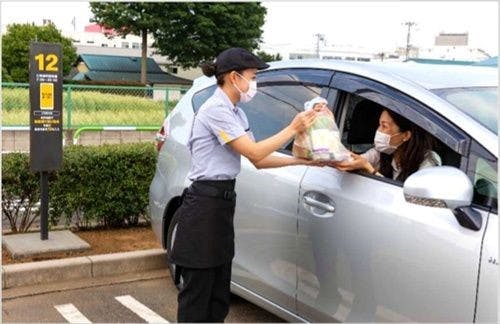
top-left (303, 196), bottom-right (335, 213)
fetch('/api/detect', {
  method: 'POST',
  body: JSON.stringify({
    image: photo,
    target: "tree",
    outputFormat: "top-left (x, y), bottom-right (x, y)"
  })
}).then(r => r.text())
top-left (90, 2), bottom-right (164, 84)
top-left (153, 3), bottom-right (267, 68)
top-left (2, 23), bottom-right (77, 83)
top-left (256, 51), bottom-right (283, 62)
top-left (90, 3), bottom-right (267, 76)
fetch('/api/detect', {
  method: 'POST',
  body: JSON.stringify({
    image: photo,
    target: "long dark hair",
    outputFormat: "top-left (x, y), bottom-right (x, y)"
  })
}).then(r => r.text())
top-left (379, 109), bottom-right (437, 182)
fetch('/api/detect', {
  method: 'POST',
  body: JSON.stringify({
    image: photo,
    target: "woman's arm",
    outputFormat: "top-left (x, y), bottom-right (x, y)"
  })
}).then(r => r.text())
top-left (253, 154), bottom-right (326, 169)
top-left (228, 110), bottom-right (316, 164)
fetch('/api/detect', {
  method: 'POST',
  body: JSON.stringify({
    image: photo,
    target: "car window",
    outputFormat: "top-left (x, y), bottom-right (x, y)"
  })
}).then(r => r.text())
top-left (239, 84), bottom-right (327, 150)
top-left (336, 92), bottom-right (462, 184)
top-left (338, 94), bottom-right (380, 154)
top-left (192, 85), bottom-right (216, 113)
top-left (191, 83), bottom-right (325, 142)
top-left (331, 71), bottom-right (469, 156)
top-left (257, 68), bottom-right (333, 86)
top-left (432, 87), bottom-right (498, 134)
top-left (468, 142), bottom-right (498, 212)
top-left (192, 83), bottom-right (328, 153)
top-left (191, 68), bottom-right (332, 114)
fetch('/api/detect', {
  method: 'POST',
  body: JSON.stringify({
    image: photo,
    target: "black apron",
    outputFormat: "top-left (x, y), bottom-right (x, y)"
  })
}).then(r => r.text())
top-left (169, 179), bottom-right (237, 269)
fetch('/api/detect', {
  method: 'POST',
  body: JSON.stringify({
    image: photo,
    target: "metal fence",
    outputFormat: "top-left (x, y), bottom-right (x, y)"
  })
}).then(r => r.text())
top-left (2, 82), bottom-right (191, 129)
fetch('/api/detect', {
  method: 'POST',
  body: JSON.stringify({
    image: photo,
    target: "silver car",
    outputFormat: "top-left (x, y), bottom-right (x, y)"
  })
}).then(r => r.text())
top-left (149, 60), bottom-right (498, 322)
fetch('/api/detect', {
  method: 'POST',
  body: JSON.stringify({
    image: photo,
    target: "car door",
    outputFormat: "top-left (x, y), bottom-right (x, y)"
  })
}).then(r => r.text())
top-left (231, 68), bottom-right (333, 312)
top-left (466, 141), bottom-right (498, 323)
top-left (295, 72), bottom-right (487, 322)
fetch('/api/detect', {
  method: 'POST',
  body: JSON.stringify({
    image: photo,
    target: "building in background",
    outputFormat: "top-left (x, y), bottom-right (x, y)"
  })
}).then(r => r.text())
top-left (417, 32), bottom-right (490, 62)
top-left (66, 24), bottom-right (202, 80)
top-left (395, 45), bottom-right (420, 60)
top-left (70, 54), bottom-right (192, 102)
top-left (435, 32), bottom-right (468, 46)
top-left (260, 43), bottom-right (401, 62)
top-left (71, 54), bottom-right (192, 87)
top-left (261, 31), bottom-right (491, 64)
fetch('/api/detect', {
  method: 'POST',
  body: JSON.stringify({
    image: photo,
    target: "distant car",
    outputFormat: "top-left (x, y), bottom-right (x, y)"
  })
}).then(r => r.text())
top-left (149, 60), bottom-right (498, 322)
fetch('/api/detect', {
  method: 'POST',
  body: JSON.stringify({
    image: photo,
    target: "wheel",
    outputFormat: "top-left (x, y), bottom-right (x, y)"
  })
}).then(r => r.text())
top-left (166, 213), bottom-right (184, 290)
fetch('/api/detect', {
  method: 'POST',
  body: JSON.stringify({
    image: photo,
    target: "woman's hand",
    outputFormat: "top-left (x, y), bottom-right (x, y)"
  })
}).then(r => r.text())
top-left (327, 153), bottom-right (375, 173)
top-left (289, 110), bottom-right (317, 134)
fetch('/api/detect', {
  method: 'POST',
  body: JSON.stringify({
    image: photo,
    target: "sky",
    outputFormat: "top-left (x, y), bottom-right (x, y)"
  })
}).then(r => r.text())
top-left (1, 1), bottom-right (498, 56)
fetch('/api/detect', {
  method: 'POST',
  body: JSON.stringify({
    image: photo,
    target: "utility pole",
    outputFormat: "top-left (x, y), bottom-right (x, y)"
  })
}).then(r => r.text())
top-left (403, 21), bottom-right (417, 61)
top-left (314, 33), bottom-right (325, 58)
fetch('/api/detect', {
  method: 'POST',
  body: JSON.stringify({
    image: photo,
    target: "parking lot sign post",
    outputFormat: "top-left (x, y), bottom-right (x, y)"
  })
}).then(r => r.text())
top-left (29, 42), bottom-right (63, 240)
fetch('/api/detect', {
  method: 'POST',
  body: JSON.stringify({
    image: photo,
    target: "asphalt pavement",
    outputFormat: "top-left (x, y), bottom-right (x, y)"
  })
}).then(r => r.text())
top-left (2, 273), bottom-right (284, 323)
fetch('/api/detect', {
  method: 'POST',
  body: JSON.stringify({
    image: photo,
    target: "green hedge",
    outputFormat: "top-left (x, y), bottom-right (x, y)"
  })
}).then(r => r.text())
top-left (1, 152), bottom-right (42, 233)
top-left (1, 143), bottom-right (157, 232)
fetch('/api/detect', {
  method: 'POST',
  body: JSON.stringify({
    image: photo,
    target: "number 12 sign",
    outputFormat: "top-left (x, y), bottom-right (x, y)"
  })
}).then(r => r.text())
top-left (29, 42), bottom-right (63, 172)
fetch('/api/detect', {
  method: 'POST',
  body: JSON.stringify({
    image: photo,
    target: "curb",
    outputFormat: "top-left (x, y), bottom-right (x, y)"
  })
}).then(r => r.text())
top-left (2, 219), bottom-right (151, 235)
top-left (2, 248), bottom-right (168, 289)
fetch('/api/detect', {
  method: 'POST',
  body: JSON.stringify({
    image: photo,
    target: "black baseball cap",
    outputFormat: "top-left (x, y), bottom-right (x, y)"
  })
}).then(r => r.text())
top-left (215, 47), bottom-right (269, 76)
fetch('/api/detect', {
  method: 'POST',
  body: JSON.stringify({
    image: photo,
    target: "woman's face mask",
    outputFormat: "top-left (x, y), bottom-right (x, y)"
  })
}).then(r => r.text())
top-left (233, 72), bottom-right (257, 103)
top-left (374, 130), bottom-right (401, 154)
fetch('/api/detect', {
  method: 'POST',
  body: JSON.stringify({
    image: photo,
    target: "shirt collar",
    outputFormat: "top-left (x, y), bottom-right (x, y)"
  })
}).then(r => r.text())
top-left (215, 87), bottom-right (238, 112)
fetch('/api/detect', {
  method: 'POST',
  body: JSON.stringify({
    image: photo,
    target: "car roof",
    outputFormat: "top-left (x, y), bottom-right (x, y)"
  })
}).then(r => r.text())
top-left (266, 59), bottom-right (498, 90)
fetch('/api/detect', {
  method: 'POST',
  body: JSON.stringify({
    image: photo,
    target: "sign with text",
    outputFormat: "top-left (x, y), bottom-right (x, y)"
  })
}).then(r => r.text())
top-left (29, 42), bottom-right (63, 172)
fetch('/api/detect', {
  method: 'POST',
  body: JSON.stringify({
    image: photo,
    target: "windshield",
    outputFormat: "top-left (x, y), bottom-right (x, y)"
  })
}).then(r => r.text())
top-left (432, 87), bottom-right (498, 134)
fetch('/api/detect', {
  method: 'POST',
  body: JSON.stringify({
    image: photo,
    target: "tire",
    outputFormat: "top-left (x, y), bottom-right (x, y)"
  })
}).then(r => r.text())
top-left (166, 212), bottom-right (184, 290)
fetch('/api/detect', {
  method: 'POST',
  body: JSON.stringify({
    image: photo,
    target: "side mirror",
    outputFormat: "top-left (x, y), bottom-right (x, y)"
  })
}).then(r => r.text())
top-left (403, 166), bottom-right (482, 231)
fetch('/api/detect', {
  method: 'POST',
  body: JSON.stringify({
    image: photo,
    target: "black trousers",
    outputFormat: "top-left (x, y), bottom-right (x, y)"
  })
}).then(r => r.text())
top-left (177, 262), bottom-right (232, 323)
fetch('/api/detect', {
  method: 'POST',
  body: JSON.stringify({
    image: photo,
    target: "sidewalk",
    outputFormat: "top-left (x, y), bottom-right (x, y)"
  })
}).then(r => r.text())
top-left (2, 248), bottom-right (168, 290)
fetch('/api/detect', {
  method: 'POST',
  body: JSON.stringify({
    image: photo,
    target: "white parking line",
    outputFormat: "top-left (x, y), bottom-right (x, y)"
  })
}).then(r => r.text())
top-left (54, 303), bottom-right (92, 323)
top-left (115, 295), bottom-right (169, 323)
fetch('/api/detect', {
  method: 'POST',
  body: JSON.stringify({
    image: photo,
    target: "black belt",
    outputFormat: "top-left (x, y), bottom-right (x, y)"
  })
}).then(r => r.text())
top-left (187, 180), bottom-right (236, 201)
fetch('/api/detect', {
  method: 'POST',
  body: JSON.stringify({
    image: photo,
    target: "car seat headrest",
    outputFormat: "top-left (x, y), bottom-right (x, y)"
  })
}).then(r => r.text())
top-left (347, 99), bottom-right (384, 144)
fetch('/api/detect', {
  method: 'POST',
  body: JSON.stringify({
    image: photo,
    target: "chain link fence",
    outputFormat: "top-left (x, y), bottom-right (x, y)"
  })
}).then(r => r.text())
top-left (2, 82), bottom-right (190, 129)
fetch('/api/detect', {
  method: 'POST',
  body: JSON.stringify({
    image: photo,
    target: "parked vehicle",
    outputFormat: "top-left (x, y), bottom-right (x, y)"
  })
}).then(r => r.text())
top-left (149, 59), bottom-right (498, 322)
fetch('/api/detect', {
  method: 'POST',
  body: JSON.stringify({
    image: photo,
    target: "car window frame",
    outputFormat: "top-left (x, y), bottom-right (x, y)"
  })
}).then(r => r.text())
top-left (467, 140), bottom-right (498, 213)
top-left (189, 69), bottom-right (336, 156)
top-left (330, 71), bottom-right (470, 158)
top-left (257, 68), bottom-right (334, 87)
top-left (258, 68), bottom-right (337, 154)
top-left (191, 68), bottom-right (336, 114)
top-left (329, 71), bottom-right (472, 186)
top-left (191, 84), bottom-right (217, 113)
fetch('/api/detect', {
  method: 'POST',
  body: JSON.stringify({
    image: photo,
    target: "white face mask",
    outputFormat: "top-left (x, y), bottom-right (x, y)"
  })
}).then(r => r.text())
top-left (374, 130), bottom-right (401, 154)
top-left (233, 73), bottom-right (257, 103)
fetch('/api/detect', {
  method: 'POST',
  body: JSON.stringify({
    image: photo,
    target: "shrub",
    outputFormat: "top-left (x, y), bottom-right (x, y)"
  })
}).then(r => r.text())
top-left (1, 143), bottom-right (157, 232)
top-left (1, 153), bottom-right (41, 233)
